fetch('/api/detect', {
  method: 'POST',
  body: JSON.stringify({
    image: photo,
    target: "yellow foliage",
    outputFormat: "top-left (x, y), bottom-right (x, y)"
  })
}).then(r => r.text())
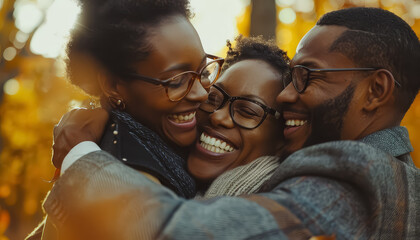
top-left (1, 1), bottom-right (420, 239)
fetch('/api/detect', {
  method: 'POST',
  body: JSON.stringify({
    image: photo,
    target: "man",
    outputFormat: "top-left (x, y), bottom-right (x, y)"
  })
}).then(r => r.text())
top-left (40, 7), bottom-right (420, 239)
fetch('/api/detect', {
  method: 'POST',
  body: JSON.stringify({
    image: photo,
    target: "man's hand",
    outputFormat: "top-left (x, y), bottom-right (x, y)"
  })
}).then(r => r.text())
top-left (52, 108), bottom-right (109, 169)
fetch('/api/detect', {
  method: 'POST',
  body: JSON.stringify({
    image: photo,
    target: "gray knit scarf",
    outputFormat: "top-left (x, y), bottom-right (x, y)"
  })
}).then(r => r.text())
top-left (201, 155), bottom-right (280, 199)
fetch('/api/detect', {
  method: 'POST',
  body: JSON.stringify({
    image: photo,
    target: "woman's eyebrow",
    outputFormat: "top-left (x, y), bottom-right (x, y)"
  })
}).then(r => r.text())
top-left (241, 94), bottom-right (267, 105)
top-left (161, 54), bottom-right (207, 73)
top-left (162, 63), bottom-right (191, 73)
top-left (216, 82), bottom-right (269, 105)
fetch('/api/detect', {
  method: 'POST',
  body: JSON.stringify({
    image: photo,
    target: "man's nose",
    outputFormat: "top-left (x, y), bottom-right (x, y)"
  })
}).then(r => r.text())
top-left (276, 82), bottom-right (299, 106)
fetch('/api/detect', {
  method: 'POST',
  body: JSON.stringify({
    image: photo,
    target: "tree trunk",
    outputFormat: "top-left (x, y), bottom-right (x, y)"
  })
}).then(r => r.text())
top-left (250, 0), bottom-right (277, 40)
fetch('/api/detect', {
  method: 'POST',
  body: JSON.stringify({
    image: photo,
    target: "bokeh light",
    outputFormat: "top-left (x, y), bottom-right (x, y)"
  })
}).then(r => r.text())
top-left (13, 1), bottom-right (43, 34)
top-left (276, 0), bottom-right (295, 6)
top-left (30, 0), bottom-right (80, 58)
top-left (2, 47), bottom-right (16, 61)
top-left (279, 8), bottom-right (297, 24)
top-left (3, 79), bottom-right (20, 95)
top-left (294, 0), bottom-right (314, 13)
top-left (189, 0), bottom-right (249, 54)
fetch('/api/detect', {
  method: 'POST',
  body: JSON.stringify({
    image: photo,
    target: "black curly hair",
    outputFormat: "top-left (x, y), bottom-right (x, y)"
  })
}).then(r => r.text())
top-left (317, 7), bottom-right (420, 114)
top-left (222, 36), bottom-right (290, 83)
top-left (67, 0), bottom-right (192, 96)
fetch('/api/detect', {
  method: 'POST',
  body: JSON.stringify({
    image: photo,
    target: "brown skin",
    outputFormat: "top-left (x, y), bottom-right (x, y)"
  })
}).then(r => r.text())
top-left (277, 25), bottom-right (400, 155)
top-left (188, 60), bottom-right (283, 181)
top-left (52, 15), bottom-right (208, 168)
top-left (102, 15), bottom-right (208, 148)
top-left (52, 108), bottom-right (109, 168)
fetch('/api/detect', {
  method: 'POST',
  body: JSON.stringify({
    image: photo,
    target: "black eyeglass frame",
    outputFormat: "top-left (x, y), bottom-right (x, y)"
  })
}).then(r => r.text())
top-left (287, 65), bottom-right (402, 93)
top-left (122, 54), bottom-right (225, 101)
top-left (200, 85), bottom-right (281, 130)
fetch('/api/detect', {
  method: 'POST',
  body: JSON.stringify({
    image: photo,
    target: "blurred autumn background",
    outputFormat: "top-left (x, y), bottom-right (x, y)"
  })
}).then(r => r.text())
top-left (0, 0), bottom-right (419, 239)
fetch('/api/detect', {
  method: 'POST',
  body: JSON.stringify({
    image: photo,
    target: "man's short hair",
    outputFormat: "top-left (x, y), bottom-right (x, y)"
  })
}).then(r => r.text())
top-left (317, 7), bottom-right (420, 113)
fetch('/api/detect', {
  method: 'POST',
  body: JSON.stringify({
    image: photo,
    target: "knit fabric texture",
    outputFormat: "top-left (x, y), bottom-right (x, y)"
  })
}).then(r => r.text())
top-left (112, 110), bottom-right (196, 198)
top-left (202, 155), bottom-right (280, 199)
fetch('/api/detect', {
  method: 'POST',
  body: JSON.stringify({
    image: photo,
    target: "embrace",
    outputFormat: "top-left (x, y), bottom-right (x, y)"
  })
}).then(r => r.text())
top-left (27, 0), bottom-right (420, 239)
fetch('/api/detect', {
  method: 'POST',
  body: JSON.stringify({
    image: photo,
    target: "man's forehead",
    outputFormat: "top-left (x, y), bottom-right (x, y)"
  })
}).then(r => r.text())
top-left (293, 25), bottom-right (348, 66)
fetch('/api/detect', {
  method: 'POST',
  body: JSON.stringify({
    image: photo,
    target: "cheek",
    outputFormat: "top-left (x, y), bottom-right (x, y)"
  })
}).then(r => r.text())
top-left (120, 85), bottom-right (176, 128)
top-left (239, 124), bottom-right (281, 164)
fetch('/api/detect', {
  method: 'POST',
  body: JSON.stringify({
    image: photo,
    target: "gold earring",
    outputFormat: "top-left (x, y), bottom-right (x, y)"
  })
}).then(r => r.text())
top-left (108, 96), bottom-right (126, 110)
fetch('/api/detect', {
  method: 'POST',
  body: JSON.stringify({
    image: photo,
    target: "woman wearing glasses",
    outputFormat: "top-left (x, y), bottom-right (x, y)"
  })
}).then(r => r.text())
top-left (51, 0), bottom-right (225, 201)
top-left (26, 0), bottom-right (222, 238)
top-left (52, 36), bottom-right (289, 195)
top-left (188, 36), bottom-right (289, 197)
top-left (36, 35), bottom-right (289, 239)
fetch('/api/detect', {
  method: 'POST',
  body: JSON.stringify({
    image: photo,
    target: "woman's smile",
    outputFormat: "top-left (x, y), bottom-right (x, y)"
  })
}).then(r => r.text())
top-left (193, 128), bottom-right (238, 159)
top-left (187, 58), bottom-right (286, 181)
top-left (167, 111), bottom-right (197, 131)
top-left (199, 132), bottom-right (235, 154)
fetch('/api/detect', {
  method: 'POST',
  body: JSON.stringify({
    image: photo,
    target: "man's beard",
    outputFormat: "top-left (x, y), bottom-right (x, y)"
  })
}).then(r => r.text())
top-left (302, 83), bottom-right (356, 148)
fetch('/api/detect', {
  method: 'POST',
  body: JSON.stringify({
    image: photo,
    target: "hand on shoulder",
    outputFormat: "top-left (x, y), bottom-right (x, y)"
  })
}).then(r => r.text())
top-left (52, 108), bottom-right (109, 169)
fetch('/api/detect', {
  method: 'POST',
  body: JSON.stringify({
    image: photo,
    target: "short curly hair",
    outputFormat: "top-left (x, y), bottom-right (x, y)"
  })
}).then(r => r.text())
top-left (318, 7), bottom-right (420, 113)
top-left (222, 36), bottom-right (290, 82)
top-left (67, 0), bottom-right (192, 96)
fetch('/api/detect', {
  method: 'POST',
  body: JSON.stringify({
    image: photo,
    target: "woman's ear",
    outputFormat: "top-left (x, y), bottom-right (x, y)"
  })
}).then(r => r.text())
top-left (97, 71), bottom-right (126, 110)
top-left (363, 69), bottom-right (396, 113)
top-left (97, 71), bottom-right (119, 98)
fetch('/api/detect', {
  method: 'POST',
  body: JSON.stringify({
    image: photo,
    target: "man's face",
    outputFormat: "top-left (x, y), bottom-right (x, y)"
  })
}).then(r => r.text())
top-left (277, 25), bottom-right (368, 155)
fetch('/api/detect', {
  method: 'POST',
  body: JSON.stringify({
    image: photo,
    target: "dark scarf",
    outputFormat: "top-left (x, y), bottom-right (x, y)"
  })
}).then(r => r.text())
top-left (101, 110), bottom-right (196, 198)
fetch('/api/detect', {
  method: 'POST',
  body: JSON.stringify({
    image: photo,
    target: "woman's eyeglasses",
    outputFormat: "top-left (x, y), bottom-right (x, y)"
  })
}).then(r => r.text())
top-left (285, 65), bottom-right (402, 93)
top-left (123, 54), bottom-right (225, 101)
top-left (199, 85), bottom-right (280, 129)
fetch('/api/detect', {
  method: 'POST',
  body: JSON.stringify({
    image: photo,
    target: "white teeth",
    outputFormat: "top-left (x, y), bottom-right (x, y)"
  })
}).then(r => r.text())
top-left (199, 132), bottom-right (235, 153)
top-left (285, 119), bottom-right (307, 127)
top-left (171, 112), bottom-right (196, 122)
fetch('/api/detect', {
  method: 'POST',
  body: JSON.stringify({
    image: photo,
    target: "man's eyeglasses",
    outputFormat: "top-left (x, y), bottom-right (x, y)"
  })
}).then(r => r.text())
top-left (199, 85), bottom-right (280, 129)
top-left (123, 54), bottom-right (225, 101)
top-left (285, 65), bottom-right (402, 93)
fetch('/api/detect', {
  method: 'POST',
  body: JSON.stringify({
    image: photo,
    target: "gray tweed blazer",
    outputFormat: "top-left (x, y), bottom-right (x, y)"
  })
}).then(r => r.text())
top-left (37, 126), bottom-right (419, 239)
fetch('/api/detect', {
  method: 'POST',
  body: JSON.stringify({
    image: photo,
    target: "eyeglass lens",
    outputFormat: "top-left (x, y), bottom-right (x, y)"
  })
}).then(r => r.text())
top-left (231, 99), bottom-right (265, 129)
top-left (292, 67), bottom-right (308, 92)
top-left (166, 60), bottom-right (221, 101)
top-left (200, 87), bottom-right (266, 129)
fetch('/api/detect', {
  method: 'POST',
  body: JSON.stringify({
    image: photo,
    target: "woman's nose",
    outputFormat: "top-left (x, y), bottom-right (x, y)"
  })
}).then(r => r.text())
top-left (184, 78), bottom-right (208, 103)
top-left (209, 104), bottom-right (235, 129)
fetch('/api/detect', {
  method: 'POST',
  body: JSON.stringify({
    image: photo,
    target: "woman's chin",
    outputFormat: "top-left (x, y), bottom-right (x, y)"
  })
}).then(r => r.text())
top-left (187, 156), bottom-right (224, 181)
top-left (163, 126), bottom-right (197, 147)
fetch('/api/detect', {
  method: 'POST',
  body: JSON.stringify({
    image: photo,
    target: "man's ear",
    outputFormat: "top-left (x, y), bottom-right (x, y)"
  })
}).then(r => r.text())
top-left (363, 69), bottom-right (396, 112)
